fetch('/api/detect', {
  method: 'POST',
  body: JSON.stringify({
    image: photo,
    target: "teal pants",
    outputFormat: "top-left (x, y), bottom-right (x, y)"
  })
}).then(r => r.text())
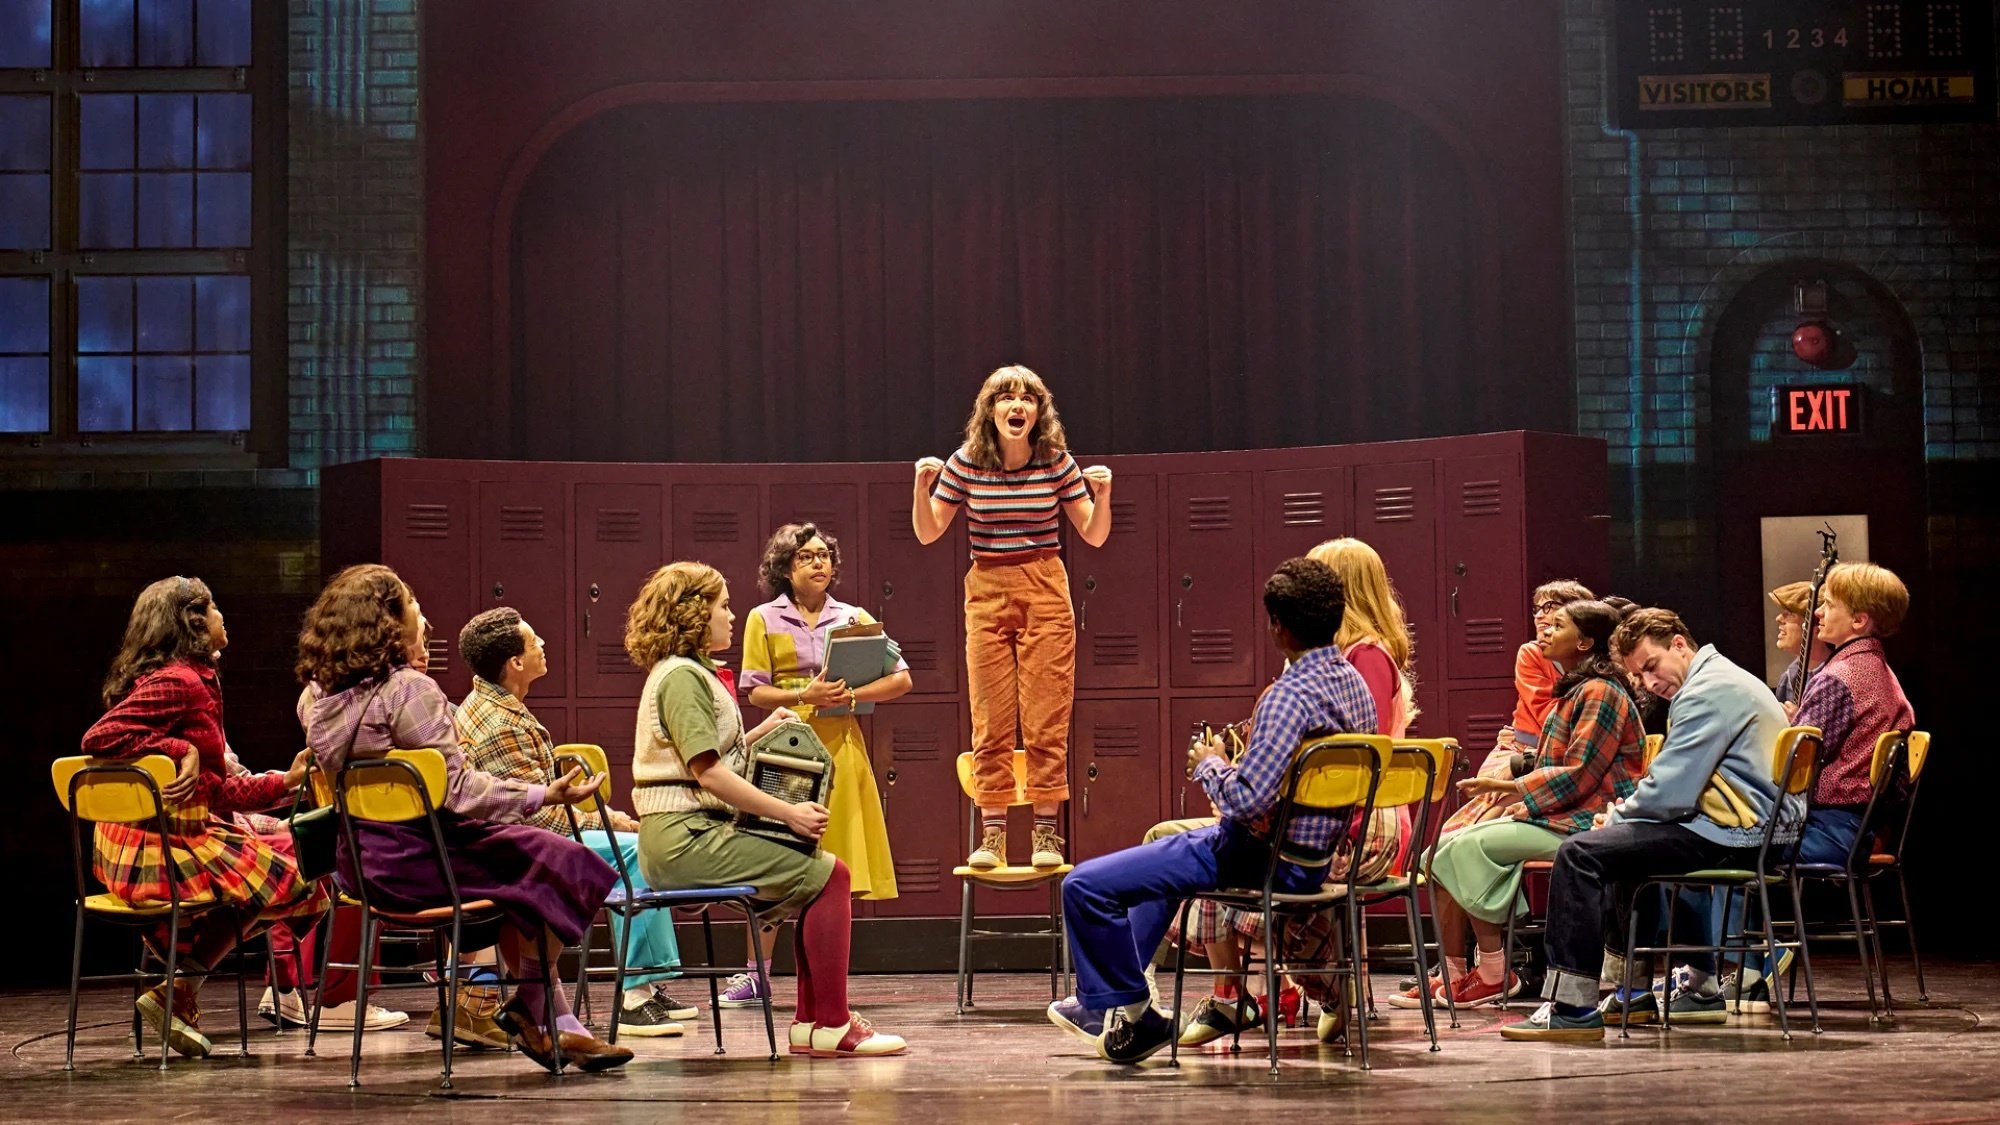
top-left (580, 830), bottom-right (681, 988)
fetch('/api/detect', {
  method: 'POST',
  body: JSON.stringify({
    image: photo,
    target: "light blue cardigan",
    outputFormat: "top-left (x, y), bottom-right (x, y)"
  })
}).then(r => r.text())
top-left (1609, 645), bottom-right (1799, 849)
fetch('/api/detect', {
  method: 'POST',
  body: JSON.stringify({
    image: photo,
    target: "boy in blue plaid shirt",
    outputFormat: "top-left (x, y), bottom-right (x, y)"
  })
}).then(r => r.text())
top-left (1047, 558), bottom-right (1376, 1064)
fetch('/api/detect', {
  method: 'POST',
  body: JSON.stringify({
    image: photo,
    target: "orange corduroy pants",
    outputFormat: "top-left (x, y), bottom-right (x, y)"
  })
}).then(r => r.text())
top-left (963, 553), bottom-right (1075, 807)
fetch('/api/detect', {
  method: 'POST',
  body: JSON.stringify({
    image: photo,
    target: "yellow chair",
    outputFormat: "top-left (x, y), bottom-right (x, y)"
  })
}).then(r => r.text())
top-left (1167, 733), bottom-right (1390, 1074)
top-left (317, 748), bottom-right (559, 1090)
top-left (1786, 729), bottom-right (1932, 1021)
top-left (1356, 738), bottom-right (1462, 1047)
top-left (1616, 725), bottom-right (1825, 1039)
top-left (53, 754), bottom-right (256, 1071)
top-left (951, 750), bottom-right (1072, 1016)
top-left (1643, 732), bottom-right (1664, 770)
top-left (552, 743), bottom-right (778, 1057)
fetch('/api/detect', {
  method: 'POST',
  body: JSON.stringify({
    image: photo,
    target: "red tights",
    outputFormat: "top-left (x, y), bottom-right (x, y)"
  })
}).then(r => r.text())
top-left (792, 859), bottom-right (853, 1027)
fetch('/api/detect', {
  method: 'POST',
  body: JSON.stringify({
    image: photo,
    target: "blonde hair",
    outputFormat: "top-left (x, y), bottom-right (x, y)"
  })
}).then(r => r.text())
top-left (960, 365), bottom-right (1070, 469)
top-left (1767, 581), bottom-right (1814, 617)
top-left (1822, 562), bottom-right (1910, 638)
top-left (1308, 537), bottom-right (1419, 723)
top-left (625, 562), bottom-right (726, 668)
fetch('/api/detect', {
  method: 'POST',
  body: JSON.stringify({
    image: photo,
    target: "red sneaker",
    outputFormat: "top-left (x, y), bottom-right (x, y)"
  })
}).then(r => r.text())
top-left (1446, 970), bottom-right (1521, 1007)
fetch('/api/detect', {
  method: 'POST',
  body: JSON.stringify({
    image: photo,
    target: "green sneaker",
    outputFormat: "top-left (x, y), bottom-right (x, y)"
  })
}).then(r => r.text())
top-left (1501, 1001), bottom-right (1606, 1042)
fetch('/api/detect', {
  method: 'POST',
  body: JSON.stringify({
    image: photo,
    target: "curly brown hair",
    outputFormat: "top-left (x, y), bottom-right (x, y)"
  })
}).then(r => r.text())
top-left (626, 562), bottom-right (725, 667)
top-left (960, 365), bottom-right (1070, 469)
top-left (297, 563), bottom-right (415, 692)
top-left (103, 576), bottom-right (218, 706)
top-left (757, 522), bottom-right (840, 600)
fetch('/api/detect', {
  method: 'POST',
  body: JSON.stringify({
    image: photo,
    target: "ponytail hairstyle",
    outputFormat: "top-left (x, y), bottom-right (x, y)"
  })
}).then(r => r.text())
top-left (102, 576), bottom-right (218, 705)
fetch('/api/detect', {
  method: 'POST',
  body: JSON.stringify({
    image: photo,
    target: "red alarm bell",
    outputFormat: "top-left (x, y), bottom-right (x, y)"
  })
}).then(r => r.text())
top-left (1791, 321), bottom-right (1838, 368)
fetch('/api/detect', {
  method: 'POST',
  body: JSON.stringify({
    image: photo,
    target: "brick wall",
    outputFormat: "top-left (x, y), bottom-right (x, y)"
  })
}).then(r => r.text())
top-left (286, 0), bottom-right (425, 470)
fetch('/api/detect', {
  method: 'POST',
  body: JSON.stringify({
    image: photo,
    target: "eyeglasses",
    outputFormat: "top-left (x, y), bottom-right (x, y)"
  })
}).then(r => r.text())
top-left (1533, 601), bottom-right (1562, 613)
top-left (794, 549), bottom-right (833, 565)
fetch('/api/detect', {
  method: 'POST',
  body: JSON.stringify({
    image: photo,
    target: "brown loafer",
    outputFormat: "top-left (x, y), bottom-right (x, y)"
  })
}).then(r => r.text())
top-left (494, 996), bottom-right (565, 1073)
top-left (556, 1030), bottom-right (634, 1072)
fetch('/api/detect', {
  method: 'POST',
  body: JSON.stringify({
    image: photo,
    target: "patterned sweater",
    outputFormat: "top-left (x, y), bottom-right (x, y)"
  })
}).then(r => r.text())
top-left (1515, 674), bottom-right (1646, 834)
top-left (457, 677), bottom-right (598, 834)
top-left (1794, 637), bottom-right (1913, 809)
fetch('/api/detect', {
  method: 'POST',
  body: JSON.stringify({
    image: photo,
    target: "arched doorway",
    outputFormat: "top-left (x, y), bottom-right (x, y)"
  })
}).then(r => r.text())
top-left (1709, 260), bottom-right (1926, 676)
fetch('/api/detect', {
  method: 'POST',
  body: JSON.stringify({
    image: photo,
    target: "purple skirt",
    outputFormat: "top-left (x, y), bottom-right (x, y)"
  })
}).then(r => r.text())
top-left (336, 810), bottom-right (614, 946)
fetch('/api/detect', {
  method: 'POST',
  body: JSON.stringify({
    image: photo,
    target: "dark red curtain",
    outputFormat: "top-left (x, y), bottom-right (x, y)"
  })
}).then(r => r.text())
top-left (510, 95), bottom-right (1492, 463)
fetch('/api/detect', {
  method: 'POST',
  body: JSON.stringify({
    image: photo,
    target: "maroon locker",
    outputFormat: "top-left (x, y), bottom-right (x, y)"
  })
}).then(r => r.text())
top-left (865, 481), bottom-right (961, 696)
top-left (1447, 685), bottom-right (1517, 763)
top-left (381, 477), bottom-right (475, 701)
top-left (869, 701), bottom-right (962, 918)
top-left (1167, 695), bottom-right (1257, 823)
top-left (768, 482), bottom-right (861, 551)
top-left (1068, 698), bottom-right (1163, 862)
top-left (477, 480), bottom-right (568, 698)
top-left (1072, 472), bottom-right (1160, 691)
top-left (574, 483), bottom-right (665, 700)
top-left (671, 482), bottom-right (763, 669)
top-left (1255, 466), bottom-right (1354, 684)
top-left (1167, 472), bottom-right (1257, 688)
top-left (535, 705), bottom-right (569, 748)
top-left (573, 704), bottom-right (640, 784)
top-left (1441, 453), bottom-right (1527, 682)
top-left (1354, 460), bottom-right (1440, 709)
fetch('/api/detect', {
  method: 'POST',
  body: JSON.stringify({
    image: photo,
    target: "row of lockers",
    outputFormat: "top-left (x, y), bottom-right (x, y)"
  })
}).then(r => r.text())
top-left (323, 430), bottom-right (1607, 918)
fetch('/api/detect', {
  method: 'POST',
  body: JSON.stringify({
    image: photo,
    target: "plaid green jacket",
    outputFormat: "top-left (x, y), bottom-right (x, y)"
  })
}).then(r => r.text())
top-left (1516, 675), bottom-right (1646, 834)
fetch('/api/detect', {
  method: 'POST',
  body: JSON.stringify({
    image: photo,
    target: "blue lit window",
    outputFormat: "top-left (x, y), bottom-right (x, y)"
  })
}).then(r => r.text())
top-left (0, 95), bottom-right (51, 250)
top-left (80, 93), bottom-right (250, 249)
top-left (0, 1), bottom-right (54, 68)
top-left (0, 277), bottom-right (50, 432)
top-left (76, 275), bottom-right (250, 432)
top-left (81, 0), bottom-right (250, 68)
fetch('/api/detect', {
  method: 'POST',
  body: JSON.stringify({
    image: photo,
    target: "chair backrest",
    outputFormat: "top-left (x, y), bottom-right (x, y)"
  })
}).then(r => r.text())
top-left (51, 754), bottom-right (176, 823)
top-left (1867, 729), bottom-right (1930, 791)
top-left (955, 749), bottom-right (1032, 808)
top-left (1855, 729), bottom-right (1930, 868)
top-left (1757, 725), bottom-right (1823, 869)
top-left (337, 748), bottom-right (449, 824)
top-left (1643, 733), bottom-right (1664, 770)
top-left (1288, 733), bottom-right (1390, 814)
top-left (554, 742), bottom-right (615, 803)
top-left (1388, 738), bottom-right (1459, 876)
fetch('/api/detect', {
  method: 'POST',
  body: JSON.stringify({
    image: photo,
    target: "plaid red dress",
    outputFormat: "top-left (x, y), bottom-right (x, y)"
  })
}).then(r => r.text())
top-left (80, 663), bottom-right (323, 933)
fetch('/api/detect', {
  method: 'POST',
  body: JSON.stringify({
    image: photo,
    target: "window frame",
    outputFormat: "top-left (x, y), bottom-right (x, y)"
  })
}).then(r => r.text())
top-left (0, 0), bottom-right (284, 465)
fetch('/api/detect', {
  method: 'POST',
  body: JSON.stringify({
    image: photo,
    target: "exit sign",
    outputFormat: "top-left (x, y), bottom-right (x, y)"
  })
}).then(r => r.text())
top-left (1774, 384), bottom-right (1864, 435)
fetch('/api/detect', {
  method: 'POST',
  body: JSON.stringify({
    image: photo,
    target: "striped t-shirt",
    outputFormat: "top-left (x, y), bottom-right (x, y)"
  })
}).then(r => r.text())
top-left (933, 448), bottom-right (1089, 560)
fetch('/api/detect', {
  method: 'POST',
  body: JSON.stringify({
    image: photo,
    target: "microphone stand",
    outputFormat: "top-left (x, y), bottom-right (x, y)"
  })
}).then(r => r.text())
top-left (1797, 524), bottom-right (1838, 696)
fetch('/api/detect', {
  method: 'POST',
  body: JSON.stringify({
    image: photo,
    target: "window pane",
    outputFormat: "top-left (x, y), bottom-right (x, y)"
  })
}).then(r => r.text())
top-left (76, 276), bottom-right (134, 353)
top-left (137, 94), bottom-right (194, 170)
top-left (135, 0), bottom-right (193, 66)
top-left (78, 355), bottom-right (133, 431)
top-left (80, 95), bottom-right (136, 170)
top-left (0, 356), bottom-right (50, 433)
top-left (79, 172), bottom-right (134, 248)
top-left (193, 275), bottom-right (248, 351)
top-left (80, 0), bottom-right (136, 67)
top-left (195, 171), bottom-right (249, 247)
top-left (0, 174), bottom-right (50, 249)
top-left (135, 171), bottom-right (193, 247)
top-left (136, 355), bottom-right (193, 430)
top-left (135, 275), bottom-right (192, 351)
top-left (196, 94), bottom-right (250, 169)
top-left (195, 0), bottom-right (250, 66)
top-left (0, 277), bottom-right (48, 352)
top-left (0, 96), bottom-right (51, 172)
top-left (0, 1), bottom-right (54, 68)
top-left (194, 354), bottom-right (247, 429)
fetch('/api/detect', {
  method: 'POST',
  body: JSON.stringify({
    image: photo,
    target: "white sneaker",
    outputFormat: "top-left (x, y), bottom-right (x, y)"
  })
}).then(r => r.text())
top-left (315, 998), bottom-right (410, 1031)
top-left (256, 986), bottom-right (311, 1028)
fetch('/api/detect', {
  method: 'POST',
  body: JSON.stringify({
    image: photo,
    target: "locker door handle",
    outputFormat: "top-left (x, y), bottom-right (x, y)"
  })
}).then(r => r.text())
top-left (1177, 787), bottom-right (1186, 818)
top-left (1078, 598), bottom-right (1087, 633)
top-left (1450, 586), bottom-right (1460, 618)
top-left (584, 609), bottom-right (590, 638)
top-left (585, 583), bottom-right (601, 637)
top-left (1082, 786), bottom-right (1089, 818)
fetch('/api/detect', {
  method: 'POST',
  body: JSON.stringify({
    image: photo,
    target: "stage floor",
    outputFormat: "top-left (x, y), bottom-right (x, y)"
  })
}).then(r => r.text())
top-left (4, 958), bottom-right (1994, 1123)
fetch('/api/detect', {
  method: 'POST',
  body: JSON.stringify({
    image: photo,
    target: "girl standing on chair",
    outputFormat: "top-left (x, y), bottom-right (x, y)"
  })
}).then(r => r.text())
top-left (912, 365), bottom-right (1112, 869)
top-left (80, 576), bottom-right (325, 1060)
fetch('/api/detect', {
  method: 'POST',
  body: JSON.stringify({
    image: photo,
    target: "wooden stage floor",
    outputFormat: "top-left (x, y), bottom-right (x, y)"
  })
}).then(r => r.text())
top-left (4, 957), bottom-right (1995, 1123)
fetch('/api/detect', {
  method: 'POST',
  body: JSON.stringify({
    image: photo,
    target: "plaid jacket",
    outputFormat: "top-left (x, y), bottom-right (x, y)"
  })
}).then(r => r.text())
top-left (1516, 674), bottom-right (1646, 835)
top-left (79, 661), bottom-right (289, 814)
top-left (456, 678), bottom-right (598, 834)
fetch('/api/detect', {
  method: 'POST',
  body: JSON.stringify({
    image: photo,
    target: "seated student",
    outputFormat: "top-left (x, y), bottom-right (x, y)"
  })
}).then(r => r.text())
top-left (455, 607), bottom-right (697, 1039)
top-left (1047, 557), bottom-right (1376, 1065)
top-left (625, 562), bottom-right (906, 1058)
top-left (1502, 608), bottom-right (1794, 1042)
top-left (1769, 580), bottom-right (1834, 714)
top-left (1401, 600), bottom-right (1646, 1010)
top-left (298, 565), bottom-right (630, 1073)
top-left (79, 576), bottom-right (327, 1060)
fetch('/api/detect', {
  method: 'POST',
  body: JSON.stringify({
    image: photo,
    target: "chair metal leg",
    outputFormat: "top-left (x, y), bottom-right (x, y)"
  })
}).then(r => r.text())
top-left (1168, 899), bottom-right (1192, 1068)
top-left (1894, 868), bottom-right (1928, 1001)
top-left (1046, 879), bottom-right (1061, 1002)
top-left (236, 940), bottom-right (251, 1057)
top-left (159, 910), bottom-right (183, 1071)
top-left (608, 907), bottom-right (630, 1046)
top-left (702, 912), bottom-right (724, 1055)
top-left (349, 911), bottom-right (374, 1087)
top-left (64, 905), bottom-right (84, 1071)
top-left (1618, 890), bottom-right (1643, 1040)
top-left (440, 919), bottom-right (461, 1092)
top-left (305, 903), bottom-right (336, 1057)
top-left (956, 879), bottom-right (975, 1014)
top-left (1347, 899), bottom-right (1370, 1070)
top-left (537, 928), bottom-right (566, 1074)
top-left (1404, 896), bottom-right (1439, 1051)
top-left (1844, 877), bottom-right (1883, 1022)
top-left (742, 902), bottom-right (778, 1061)
top-left (1861, 880), bottom-right (1894, 1012)
top-left (1786, 877), bottom-right (1820, 1034)
top-left (1264, 911), bottom-right (1281, 1075)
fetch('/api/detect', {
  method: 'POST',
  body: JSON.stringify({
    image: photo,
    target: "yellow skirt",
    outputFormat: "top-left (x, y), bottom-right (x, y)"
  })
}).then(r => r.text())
top-left (804, 712), bottom-right (898, 900)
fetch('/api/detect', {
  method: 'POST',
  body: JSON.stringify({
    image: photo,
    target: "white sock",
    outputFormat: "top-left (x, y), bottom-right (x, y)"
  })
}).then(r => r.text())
top-left (1680, 967), bottom-right (1715, 995)
top-left (1476, 946), bottom-right (1507, 985)
top-left (1118, 1000), bottom-right (1152, 1021)
top-left (623, 985), bottom-right (653, 1008)
top-left (1442, 955), bottom-right (1468, 979)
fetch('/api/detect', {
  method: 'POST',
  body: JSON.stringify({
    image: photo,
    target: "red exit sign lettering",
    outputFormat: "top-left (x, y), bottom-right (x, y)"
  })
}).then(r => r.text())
top-left (1775, 384), bottom-right (1863, 435)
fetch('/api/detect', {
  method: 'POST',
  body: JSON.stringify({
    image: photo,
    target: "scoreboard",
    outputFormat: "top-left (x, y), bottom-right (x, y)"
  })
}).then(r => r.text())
top-left (1611, 0), bottom-right (1997, 127)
